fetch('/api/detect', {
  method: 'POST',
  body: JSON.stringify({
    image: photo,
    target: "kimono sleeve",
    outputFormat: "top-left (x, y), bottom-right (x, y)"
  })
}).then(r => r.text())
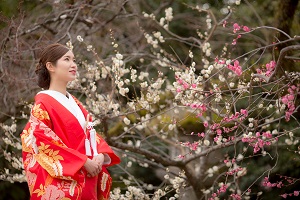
top-left (95, 134), bottom-right (120, 166)
top-left (21, 102), bottom-right (87, 179)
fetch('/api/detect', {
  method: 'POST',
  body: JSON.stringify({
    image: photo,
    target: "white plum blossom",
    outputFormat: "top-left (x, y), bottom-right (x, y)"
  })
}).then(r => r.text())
top-left (77, 35), bottom-right (83, 42)
top-left (165, 7), bottom-right (173, 21)
top-left (144, 33), bottom-right (158, 48)
top-left (87, 45), bottom-right (93, 51)
top-left (202, 42), bottom-right (211, 57)
top-left (153, 31), bottom-right (165, 42)
top-left (116, 53), bottom-right (123, 60)
top-left (204, 140), bottom-right (210, 146)
top-left (236, 154), bottom-right (244, 161)
top-left (140, 81), bottom-right (148, 88)
top-left (206, 15), bottom-right (212, 29)
top-left (189, 50), bottom-right (194, 58)
top-left (131, 69), bottom-right (137, 82)
top-left (159, 17), bottom-right (165, 26)
top-left (123, 117), bottom-right (130, 125)
top-left (119, 87), bottom-right (129, 96)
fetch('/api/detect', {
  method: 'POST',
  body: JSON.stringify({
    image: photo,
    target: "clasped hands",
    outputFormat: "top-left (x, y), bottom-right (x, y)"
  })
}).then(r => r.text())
top-left (84, 153), bottom-right (105, 177)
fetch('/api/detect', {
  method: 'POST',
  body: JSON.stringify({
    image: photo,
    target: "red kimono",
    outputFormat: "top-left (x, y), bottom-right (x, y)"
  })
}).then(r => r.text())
top-left (21, 92), bottom-right (120, 200)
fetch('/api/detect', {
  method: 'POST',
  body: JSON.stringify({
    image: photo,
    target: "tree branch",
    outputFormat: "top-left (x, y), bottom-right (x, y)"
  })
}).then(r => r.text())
top-left (107, 138), bottom-right (184, 167)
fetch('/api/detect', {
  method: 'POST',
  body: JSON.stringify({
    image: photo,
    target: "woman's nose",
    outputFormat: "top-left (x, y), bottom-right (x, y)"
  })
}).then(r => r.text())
top-left (72, 61), bottom-right (77, 68)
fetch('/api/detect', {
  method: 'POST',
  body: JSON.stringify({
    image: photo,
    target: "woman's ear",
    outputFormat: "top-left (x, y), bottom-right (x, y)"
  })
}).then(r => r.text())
top-left (46, 62), bottom-right (55, 72)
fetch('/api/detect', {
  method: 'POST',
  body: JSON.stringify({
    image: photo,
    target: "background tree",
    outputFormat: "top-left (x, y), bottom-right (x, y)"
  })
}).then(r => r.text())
top-left (0, 0), bottom-right (299, 199)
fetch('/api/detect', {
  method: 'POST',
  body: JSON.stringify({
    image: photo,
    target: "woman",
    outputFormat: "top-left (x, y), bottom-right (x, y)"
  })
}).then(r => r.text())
top-left (21, 43), bottom-right (120, 200)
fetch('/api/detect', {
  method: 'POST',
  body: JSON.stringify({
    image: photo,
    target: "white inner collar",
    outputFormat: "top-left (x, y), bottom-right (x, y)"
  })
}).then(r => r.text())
top-left (38, 90), bottom-right (86, 130)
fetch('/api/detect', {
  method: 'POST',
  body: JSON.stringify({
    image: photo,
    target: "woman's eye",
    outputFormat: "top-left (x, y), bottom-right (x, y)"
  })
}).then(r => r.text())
top-left (65, 58), bottom-right (69, 61)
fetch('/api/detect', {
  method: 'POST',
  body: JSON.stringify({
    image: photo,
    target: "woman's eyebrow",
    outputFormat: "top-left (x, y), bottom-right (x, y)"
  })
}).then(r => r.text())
top-left (63, 55), bottom-right (75, 59)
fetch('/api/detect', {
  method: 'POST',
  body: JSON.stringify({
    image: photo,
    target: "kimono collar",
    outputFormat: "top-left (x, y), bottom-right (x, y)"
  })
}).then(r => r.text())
top-left (38, 90), bottom-right (86, 130)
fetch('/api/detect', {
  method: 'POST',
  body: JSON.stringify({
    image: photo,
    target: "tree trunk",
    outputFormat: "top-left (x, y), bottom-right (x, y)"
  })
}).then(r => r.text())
top-left (274, 0), bottom-right (299, 40)
top-left (273, 0), bottom-right (299, 76)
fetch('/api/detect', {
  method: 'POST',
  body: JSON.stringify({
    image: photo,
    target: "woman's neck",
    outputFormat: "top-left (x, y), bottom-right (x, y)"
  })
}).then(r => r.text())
top-left (48, 82), bottom-right (67, 96)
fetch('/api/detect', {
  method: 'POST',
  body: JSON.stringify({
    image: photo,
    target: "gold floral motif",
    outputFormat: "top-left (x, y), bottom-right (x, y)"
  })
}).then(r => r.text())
top-left (35, 184), bottom-right (71, 199)
top-left (38, 142), bottom-right (64, 162)
top-left (52, 140), bottom-right (66, 147)
top-left (69, 180), bottom-right (77, 196)
top-left (33, 184), bottom-right (46, 197)
top-left (32, 104), bottom-right (50, 121)
top-left (21, 128), bottom-right (32, 152)
top-left (101, 172), bottom-right (109, 192)
top-left (35, 142), bottom-right (64, 177)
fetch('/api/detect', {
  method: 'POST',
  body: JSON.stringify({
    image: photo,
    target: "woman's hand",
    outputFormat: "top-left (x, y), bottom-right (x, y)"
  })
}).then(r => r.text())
top-left (84, 158), bottom-right (101, 177)
top-left (92, 153), bottom-right (105, 169)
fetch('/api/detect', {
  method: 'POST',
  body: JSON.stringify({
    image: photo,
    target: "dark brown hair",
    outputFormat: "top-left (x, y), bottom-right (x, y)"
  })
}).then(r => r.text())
top-left (35, 43), bottom-right (70, 89)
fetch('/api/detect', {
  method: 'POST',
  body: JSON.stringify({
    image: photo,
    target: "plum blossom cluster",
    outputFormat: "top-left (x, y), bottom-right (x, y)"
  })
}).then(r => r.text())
top-left (281, 85), bottom-right (298, 121)
top-left (230, 193), bottom-right (242, 200)
top-left (173, 66), bottom-right (205, 106)
top-left (224, 158), bottom-right (247, 177)
top-left (165, 8), bottom-right (173, 23)
top-left (186, 102), bottom-right (207, 117)
top-left (73, 40), bottom-right (128, 116)
top-left (262, 177), bottom-right (283, 188)
top-left (208, 184), bottom-right (228, 200)
top-left (179, 141), bottom-right (199, 151)
top-left (262, 176), bottom-right (300, 198)
top-left (0, 168), bottom-right (25, 183)
top-left (202, 42), bottom-right (212, 57)
top-left (232, 23), bottom-right (251, 33)
top-left (85, 93), bottom-right (120, 116)
top-left (206, 166), bottom-right (219, 177)
top-left (231, 23), bottom-right (251, 45)
top-left (144, 32), bottom-right (164, 49)
top-left (255, 60), bottom-right (276, 79)
top-left (204, 182), bottom-right (251, 200)
top-left (110, 170), bottom-right (185, 200)
top-left (1, 121), bottom-right (22, 150)
top-left (110, 186), bottom-right (150, 200)
top-left (284, 131), bottom-right (299, 146)
top-left (242, 131), bottom-right (275, 153)
top-left (174, 71), bottom-right (199, 93)
top-left (163, 169), bottom-right (186, 198)
top-left (199, 109), bottom-right (248, 145)
top-left (0, 119), bottom-right (26, 183)
top-left (145, 77), bottom-right (165, 104)
top-left (226, 166), bottom-right (247, 176)
top-left (143, 7), bottom-right (173, 29)
top-left (133, 75), bottom-right (165, 113)
top-left (223, 108), bottom-right (248, 122)
top-left (205, 14), bottom-right (212, 30)
top-left (215, 58), bottom-right (242, 76)
top-left (169, 175), bottom-right (186, 198)
top-left (280, 191), bottom-right (300, 199)
top-left (227, 60), bottom-right (242, 76)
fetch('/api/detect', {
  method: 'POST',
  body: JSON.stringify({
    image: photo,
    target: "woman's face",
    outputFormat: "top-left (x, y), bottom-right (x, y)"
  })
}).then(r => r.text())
top-left (49, 50), bottom-right (77, 83)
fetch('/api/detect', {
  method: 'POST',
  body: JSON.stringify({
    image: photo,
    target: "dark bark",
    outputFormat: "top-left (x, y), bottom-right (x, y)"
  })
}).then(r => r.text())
top-left (273, 0), bottom-right (300, 77)
top-left (274, 0), bottom-right (299, 40)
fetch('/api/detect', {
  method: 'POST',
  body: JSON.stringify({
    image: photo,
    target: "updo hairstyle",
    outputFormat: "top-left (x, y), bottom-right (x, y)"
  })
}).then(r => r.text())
top-left (35, 43), bottom-right (70, 89)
